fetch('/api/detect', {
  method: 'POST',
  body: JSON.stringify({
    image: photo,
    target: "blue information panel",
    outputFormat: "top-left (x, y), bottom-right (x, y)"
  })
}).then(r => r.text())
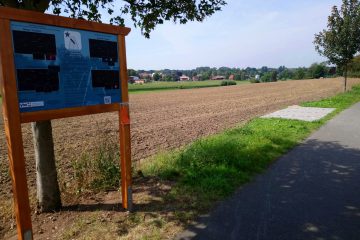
top-left (11, 21), bottom-right (121, 113)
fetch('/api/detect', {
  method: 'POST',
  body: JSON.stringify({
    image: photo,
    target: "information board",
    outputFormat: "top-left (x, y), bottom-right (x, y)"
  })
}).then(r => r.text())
top-left (1, 8), bottom-right (133, 240)
top-left (11, 21), bottom-right (121, 113)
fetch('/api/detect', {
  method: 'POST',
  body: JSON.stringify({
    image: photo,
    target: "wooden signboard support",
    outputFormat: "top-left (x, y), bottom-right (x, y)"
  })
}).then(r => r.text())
top-left (0, 7), bottom-right (132, 240)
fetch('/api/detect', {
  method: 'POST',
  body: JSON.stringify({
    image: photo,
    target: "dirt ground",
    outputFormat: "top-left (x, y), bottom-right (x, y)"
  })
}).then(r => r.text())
top-left (1, 77), bottom-right (360, 239)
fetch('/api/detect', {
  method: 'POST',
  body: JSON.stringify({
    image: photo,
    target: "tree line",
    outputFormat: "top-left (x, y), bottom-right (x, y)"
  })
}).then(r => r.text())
top-left (128, 62), bottom-right (338, 82)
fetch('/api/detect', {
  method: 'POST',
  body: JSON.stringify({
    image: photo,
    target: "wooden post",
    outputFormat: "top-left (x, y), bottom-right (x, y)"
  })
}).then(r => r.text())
top-left (0, 19), bottom-right (33, 240)
top-left (118, 35), bottom-right (133, 211)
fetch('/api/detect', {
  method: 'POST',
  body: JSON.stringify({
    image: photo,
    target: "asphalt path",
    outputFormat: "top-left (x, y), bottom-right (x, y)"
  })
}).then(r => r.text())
top-left (177, 102), bottom-right (360, 240)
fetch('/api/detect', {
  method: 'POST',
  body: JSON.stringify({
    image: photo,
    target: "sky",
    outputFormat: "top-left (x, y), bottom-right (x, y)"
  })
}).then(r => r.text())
top-left (73, 0), bottom-right (342, 70)
top-left (116, 0), bottom-right (342, 70)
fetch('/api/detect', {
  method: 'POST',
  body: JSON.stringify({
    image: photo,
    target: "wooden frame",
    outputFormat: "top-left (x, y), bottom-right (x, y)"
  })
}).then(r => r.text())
top-left (0, 7), bottom-right (132, 240)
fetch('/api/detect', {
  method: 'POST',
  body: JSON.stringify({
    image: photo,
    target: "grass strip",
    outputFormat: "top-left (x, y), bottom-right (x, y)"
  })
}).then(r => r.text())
top-left (140, 86), bottom-right (360, 211)
top-left (128, 80), bottom-right (249, 94)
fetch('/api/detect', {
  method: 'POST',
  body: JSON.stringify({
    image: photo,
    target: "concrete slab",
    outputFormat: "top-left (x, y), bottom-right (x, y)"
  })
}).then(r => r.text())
top-left (262, 105), bottom-right (335, 122)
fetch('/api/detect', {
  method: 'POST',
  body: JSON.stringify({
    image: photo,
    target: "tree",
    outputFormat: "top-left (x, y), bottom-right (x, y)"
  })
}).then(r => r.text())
top-left (271, 71), bottom-right (277, 82)
top-left (278, 68), bottom-right (292, 80)
top-left (240, 71), bottom-right (247, 80)
top-left (278, 66), bottom-right (286, 73)
top-left (261, 71), bottom-right (277, 82)
top-left (349, 55), bottom-right (360, 76)
top-left (128, 69), bottom-right (138, 77)
top-left (0, 0), bottom-right (227, 212)
top-left (314, 0), bottom-right (360, 91)
top-left (294, 68), bottom-right (306, 80)
top-left (260, 66), bottom-right (268, 73)
top-left (201, 72), bottom-right (211, 80)
top-left (153, 72), bottom-right (161, 81)
top-left (1, 0), bottom-right (227, 38)
top-left (308, 63), bottom-right (326, 79)
top-left (234, 74), bottom-right (242, 80)
top-left (163, 75), bottom-right (174, 82)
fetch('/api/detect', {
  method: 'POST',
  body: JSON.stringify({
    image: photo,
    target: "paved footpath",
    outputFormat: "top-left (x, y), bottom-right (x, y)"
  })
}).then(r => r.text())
top-left (177, 102), bottom-right (360, 240)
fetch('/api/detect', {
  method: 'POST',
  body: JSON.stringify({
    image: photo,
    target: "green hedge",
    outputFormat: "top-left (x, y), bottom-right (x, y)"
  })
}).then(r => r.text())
top-left (221, 80), bottom-right (237, 86)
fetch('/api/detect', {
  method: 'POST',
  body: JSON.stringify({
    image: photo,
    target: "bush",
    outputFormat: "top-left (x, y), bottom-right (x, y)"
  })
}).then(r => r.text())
top-left (249, 78), bottom-right (260, 83)
top-left (221, 80), bottom-right (237, 86)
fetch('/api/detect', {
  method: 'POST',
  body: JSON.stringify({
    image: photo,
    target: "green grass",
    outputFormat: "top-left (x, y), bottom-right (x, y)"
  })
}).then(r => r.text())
top-left (301, 87), bottom-right (360, 109)
top-left (128, 80), bottom-right (249, 94)
top-left (69, 140), bottom-right (120, 193)
top-left (140, 85), bottom-right (360, 210)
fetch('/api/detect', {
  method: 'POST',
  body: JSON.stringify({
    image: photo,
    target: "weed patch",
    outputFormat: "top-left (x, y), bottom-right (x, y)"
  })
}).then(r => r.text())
top-left (71, 140), bottom-right (120, 193)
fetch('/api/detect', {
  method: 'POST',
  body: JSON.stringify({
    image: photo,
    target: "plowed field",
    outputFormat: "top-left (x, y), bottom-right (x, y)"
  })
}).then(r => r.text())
top-left (1, 78), bottom-right (360, 197)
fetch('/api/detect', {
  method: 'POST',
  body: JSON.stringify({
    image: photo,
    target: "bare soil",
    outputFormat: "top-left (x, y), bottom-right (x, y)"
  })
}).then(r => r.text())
top-left (1, 78), bottom-right (360, 239)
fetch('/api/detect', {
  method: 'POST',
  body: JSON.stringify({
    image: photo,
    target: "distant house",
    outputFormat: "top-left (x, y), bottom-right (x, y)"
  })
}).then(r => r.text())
top-left (255, 75), bottom-right (260, 81)
top-left (134, 79), bottom-right (145, 84)
top-left (179, 75), bottom-right (190, 81)
top-left (128, 76), bottom-right (139, 83)
top-left (139, 72), bottom-right (152, 79)
top-left (212, 75), bottom-right (226, 80)
top-left (192, 75), bottom-right (200, 81)
top-left (228, 74), bottom-right (235, 80)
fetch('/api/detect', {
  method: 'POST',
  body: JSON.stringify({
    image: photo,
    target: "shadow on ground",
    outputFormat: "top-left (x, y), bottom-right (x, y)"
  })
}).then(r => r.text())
top-left (177, 140), bottom-right (360, 240)
top-left (4, 139), bottom-right (360, 240)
